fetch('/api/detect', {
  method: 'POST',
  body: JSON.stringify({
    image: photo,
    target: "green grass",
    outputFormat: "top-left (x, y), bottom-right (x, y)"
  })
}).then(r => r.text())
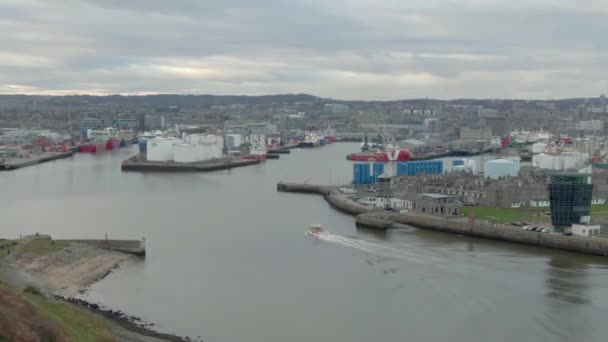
top-left (463, 206), bottom-right (549, 224)
top-left (19, 239), bottom-right (69, 256)
top-left (464, 204), bottom-right (608, 223)
top-left (591, 203), bottom-right (608, 216)
top-left (24, 291), bottom-right (114, 342)
top-left (0, 240), bottom-right (20, 260)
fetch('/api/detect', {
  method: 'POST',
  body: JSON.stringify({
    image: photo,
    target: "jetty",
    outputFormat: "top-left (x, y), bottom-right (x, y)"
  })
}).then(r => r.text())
top-left (121, 155), bottom-right (261, 172)
top-left (1, 151), bottom-right (74, 171)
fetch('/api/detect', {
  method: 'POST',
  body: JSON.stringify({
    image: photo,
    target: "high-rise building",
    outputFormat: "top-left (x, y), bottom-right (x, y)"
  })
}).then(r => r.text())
top-left (578, 119), bottom-right (604, 132)
top-left (279, 114), bottom-right (307, 131)
top-left (80, 117), bottom-right (102, 136)
top-left (114, 118), bottom-right (139, 130)
top-left (323, 103), bottom-right (350, 116)
top-left (479, 109), bottom-right (507, 137)
top-left (548, 173), bottom-right (593, 231)
top-left (144, 114), bottom-right (165, 130)
top-left (460, 127), bottom-right (492, 141)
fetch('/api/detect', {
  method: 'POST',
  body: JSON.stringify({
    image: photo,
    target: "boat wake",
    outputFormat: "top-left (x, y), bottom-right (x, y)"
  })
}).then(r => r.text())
top-left (314, 233), bottom-right (417, 261)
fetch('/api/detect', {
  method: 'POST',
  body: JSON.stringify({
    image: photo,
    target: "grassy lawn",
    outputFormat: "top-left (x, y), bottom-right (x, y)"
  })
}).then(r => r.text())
top-left (463, 206), bottom-right (545, 223)
top-left (24, 291), bottom-right (114, 342)
top-left (464, 204), bottom-right (608, 223)
top-left (591, 203), bottom-right (608, 216)
top-left (19, 239), bottom-right (69, 256)
top-left (0, 240), bottom-right (20, 260)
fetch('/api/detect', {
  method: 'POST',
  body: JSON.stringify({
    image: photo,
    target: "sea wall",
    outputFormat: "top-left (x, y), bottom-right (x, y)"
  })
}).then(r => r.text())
top-left (364, 212), bottom-right (608, 256)
top-left (1, 151), bottom-right (74, 171)
top-left (122, 157), bottom-right (260, 172)
top-left (276, 182), bottom-right (376, 215)
top-left (59, 239), bottom-right (146, 256)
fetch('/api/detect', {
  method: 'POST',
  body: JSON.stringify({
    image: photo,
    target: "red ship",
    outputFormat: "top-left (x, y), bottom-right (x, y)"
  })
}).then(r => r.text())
top-left (105, 137), bottom-right (121, 150)
top-left (78, 141), bottom-right (106, 153)
top-left (347, 149), bottom-right (411, 162)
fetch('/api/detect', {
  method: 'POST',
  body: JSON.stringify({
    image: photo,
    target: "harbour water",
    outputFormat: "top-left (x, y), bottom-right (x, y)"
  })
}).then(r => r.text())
top-left (1, 143), bottom-right (608, 342)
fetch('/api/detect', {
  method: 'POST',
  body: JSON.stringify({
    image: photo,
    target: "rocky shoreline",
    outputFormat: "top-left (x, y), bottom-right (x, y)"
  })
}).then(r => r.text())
top-left (53, 295), bottom-right (201, 342)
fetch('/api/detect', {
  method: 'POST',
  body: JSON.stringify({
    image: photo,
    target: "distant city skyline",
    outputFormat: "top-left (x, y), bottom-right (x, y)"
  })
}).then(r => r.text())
top-left (1, 0), bottom-right (607, 100)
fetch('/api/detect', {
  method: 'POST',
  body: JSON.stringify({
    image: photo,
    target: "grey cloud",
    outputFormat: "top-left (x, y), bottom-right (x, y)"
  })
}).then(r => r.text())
top-left (0, 0), bottom-right (607, 99)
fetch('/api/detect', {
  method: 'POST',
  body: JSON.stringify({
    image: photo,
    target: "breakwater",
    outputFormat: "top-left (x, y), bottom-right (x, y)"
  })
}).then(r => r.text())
top-left (121, 156), bottom-right (260, 172)
top-left (1, 151), bottom-right (74, 171)
top-left (279, 182), bottom-right (608, 256)
top-left (276, 182), bottom-right (377, 216)
top-left (59, 239), bottom-right (146, 256)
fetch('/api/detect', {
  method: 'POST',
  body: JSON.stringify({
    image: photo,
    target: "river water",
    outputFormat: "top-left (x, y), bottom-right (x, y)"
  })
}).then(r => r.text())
top-left (2, 143), bottom-right (608, 342)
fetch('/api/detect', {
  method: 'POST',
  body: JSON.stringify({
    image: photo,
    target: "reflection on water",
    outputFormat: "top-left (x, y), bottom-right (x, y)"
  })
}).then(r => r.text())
top-left (545, 256), bottom-right (590, 305)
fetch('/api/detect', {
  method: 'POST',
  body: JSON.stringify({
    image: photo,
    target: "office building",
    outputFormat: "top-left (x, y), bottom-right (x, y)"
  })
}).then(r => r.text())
top-left (549, 173), bottom-right (593, 231)
top-left (80, 117), bottom-right (102, 136)
top-left (460, 127), bottom-right (492, 141)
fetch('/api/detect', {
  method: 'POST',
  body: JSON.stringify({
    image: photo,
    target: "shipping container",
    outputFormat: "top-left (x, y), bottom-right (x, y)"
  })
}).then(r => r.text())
top-left (396, 160), bottom-right (443, 176)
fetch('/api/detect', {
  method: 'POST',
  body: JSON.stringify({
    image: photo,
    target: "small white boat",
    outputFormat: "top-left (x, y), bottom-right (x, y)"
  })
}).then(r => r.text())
top-left (306, 224), bottom-right (326, 237)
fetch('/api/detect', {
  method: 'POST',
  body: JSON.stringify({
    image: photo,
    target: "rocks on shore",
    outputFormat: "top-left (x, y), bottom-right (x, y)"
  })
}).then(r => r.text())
top-left (53, 295), bottom-right (203, 342)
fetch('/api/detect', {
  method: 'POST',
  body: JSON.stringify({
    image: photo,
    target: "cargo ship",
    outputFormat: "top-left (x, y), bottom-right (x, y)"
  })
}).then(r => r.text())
top-left (88, 127), bottom-right (121, 150)
top-left (242, 142), bottom-right (267, 161)
top-left (78, 140), bottom-right (106, 153)
top-left (298, 132), bottom-right (321, 148)
top-left (347, 149), bottom-right (411, 162)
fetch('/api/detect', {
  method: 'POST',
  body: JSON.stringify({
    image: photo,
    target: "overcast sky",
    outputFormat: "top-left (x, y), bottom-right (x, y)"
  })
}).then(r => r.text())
top-left (0, 0), bottom-right (607, 100)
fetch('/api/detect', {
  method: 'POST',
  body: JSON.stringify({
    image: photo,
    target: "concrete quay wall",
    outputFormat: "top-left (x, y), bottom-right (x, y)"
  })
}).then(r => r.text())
top-left (122, 157), bottom-right (260, 172)
top-left (1, 151), bottom-right (74, 171)
top-left (60, 239), bottom-right (146, 256)
top-left (276, 182), bottom-right (375, 216)
top-left (368, 212), bottom-right (608, 256)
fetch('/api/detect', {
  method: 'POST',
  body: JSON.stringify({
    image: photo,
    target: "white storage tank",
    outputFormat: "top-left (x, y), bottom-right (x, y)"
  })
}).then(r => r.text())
top-left (227, 134), bottom-right (243, 151)
top-left (484, 159), bottom-right (519, 179)
top-left (532, 142), bottom-right (547, 154)
top-left (174, 144), bottom-right (199, 163)
top-left (147, 138), bottom-right (174, 161)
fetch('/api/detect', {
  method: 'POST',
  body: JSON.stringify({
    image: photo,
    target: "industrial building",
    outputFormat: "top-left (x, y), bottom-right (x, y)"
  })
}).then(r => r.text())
top-left (460, 127), bottom-right (492, 141)
top-left (80, 117), bottom-right (102, 136)
top-left (144, 114), bottom-right (166, 130)
top-left (114, 118), bottom-right (139, 130)
top-left (480, 112), bottom-right (508, 137)
top-left (578, 119), bottom-right (604, 132)
top-left (279, 114), bottom-right (307, 131)
top-left (352, 163), bottom-right (385, 185)
top-left (396, 161), bottom-right (443, 177)
top-left (548, 173), bottom-right (593, 231)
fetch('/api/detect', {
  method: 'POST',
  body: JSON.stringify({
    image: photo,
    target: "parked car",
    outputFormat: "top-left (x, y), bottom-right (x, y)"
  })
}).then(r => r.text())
top-left (541, 228), bottom-right (550, 233)
top-left (522, 225), bottom-right (530, 230)
top-left (399, 210), bottom-right (409, 215)
top-left (511, 221), bottom-right (522, 226)
top-left (521, 221), bottom-right (531, 226)
top-left (562, 232), bottom-right (573, 236)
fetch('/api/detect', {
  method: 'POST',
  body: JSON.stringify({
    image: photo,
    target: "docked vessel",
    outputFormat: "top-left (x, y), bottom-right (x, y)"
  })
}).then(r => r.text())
top-left (78, 140), bottom-right (106, 153)
top-left (347, 148), bottom-right (411, 162)
top-left (119, 129), bottom-right (136, 147)
top-left (88, 127), bottom-right (121, 150)
top-left (298, 132), bottom-right (321, 148)
top-left (242, 142), bottom-right (267, 161)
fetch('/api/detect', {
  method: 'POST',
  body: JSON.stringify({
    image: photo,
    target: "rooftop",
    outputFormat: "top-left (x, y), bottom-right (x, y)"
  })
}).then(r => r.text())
top-left (421, 193), bottom-right (456, 199)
